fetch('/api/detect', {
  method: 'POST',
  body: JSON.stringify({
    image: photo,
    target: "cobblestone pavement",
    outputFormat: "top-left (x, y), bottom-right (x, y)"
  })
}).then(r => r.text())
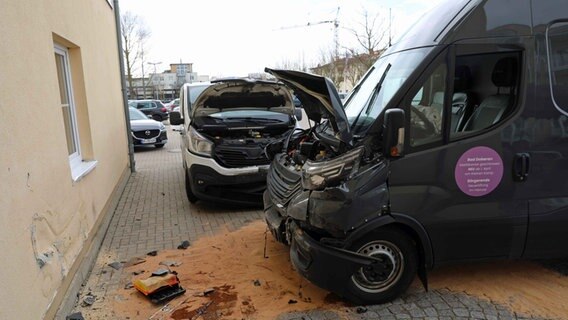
top-left (73, 125), bottom-right (548, 320)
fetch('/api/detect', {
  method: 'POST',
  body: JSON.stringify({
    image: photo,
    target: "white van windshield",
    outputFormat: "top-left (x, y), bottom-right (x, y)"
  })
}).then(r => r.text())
top-left (346, 47), bottom-right (430, 134)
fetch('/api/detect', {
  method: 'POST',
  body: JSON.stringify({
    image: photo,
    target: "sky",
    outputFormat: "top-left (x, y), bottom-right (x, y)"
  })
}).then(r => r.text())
top-left (118, 0), bottom-right (443, 78)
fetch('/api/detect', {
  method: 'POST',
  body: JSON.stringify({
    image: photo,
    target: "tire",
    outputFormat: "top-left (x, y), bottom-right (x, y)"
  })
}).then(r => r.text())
top-left (155, 144), bottom-right (165, 148)
top-left (344, 227), bottom-right (418, 305)
top-left (152, 114), bottom-right (163, 121)
top-left (184, 170), bottom-right (199, 203)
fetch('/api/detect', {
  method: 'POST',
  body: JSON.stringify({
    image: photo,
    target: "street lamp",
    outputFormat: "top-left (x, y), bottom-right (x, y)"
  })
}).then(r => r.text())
top-left (147, 61), bottom-right (162, 100)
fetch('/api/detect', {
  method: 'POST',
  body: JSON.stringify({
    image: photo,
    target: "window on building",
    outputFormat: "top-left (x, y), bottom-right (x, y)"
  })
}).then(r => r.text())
top-left (548, 21), bottom-right (568, 114)
top-left (54, 44), bottom-right (96, 181)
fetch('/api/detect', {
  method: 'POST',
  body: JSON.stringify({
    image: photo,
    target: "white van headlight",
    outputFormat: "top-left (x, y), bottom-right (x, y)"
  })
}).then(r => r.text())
top-left (188, 126), bottom-right (213, 157)
top-left (301, 147), bottom-right (364, 190)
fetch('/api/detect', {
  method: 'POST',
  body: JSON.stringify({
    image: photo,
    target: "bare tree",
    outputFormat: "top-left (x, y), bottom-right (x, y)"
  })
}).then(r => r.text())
top-left (121, 11), bottom-right (151, 99)
top-left (345, 8), bottom-right (388, 71)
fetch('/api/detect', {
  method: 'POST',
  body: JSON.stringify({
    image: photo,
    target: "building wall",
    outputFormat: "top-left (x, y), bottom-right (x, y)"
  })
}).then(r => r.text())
top-left (0, 1), bottom-right (129, 319)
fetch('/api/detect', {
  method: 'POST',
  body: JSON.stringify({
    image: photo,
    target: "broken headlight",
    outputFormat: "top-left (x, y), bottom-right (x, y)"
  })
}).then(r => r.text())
top-left (188, 126), bottom-right (213, 157)
top-left (301, 147), bottom-right (364, 190)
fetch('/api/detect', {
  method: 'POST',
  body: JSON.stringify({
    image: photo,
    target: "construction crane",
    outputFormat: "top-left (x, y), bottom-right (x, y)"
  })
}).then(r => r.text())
top-left (276, 7), bottom-right (340, 59)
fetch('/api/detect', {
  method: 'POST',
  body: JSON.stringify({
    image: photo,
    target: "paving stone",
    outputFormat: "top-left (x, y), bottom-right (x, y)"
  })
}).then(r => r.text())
top-left (453, 308), bottom-right (470, 317)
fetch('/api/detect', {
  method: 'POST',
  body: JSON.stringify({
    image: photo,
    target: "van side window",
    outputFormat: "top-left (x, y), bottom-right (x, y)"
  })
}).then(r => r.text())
top-left (548, 21), bottom-right (568, 113)
top-left (409, 63), bottom-right (446, 147)
top-left (450, 52), bottom-right (521, 139)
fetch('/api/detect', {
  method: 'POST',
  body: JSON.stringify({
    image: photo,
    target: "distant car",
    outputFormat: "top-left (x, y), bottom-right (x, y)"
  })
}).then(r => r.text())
top-left (128, 99), bottom-right (169, 121)
top-left (129, 107), bottom-right (168, 148)
top-left (165, 98), bottom-right (180, 112)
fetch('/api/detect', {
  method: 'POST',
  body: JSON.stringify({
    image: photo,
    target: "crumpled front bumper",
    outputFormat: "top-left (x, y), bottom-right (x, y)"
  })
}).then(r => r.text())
top-left (288, 220), bottom-right (380, 299)
top-left (265, 200), bottom-right (379, 299)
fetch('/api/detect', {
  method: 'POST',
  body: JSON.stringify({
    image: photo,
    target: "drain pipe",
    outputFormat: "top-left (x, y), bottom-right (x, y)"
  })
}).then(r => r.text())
top-left (113, 0), bottom-right (135, 172)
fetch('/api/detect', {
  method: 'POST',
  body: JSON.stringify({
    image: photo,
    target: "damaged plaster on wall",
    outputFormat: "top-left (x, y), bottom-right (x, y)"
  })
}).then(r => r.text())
top-left (29, 197), bottom-right (94, 300)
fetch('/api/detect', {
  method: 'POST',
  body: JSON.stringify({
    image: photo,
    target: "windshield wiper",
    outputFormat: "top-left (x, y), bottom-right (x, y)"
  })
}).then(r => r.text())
top-left (350, 63), bottom-right (392, 131)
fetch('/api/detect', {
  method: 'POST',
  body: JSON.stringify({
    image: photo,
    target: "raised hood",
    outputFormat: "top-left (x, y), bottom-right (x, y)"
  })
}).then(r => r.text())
top-left (264, 68), bottom-right (352, 145)
top-left (191, 78), bottom-right (295, 118)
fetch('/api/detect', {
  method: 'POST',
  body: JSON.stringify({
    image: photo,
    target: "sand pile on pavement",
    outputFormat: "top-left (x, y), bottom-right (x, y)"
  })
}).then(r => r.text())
top-left (428, 260), bottom-right (568, 319)
top-left (109, 221), bottom-right (344, 319)
top-left (94, 220), bottom-right (568, 319)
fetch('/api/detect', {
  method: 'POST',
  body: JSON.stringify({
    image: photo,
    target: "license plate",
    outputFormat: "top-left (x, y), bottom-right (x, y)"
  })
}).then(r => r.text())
top-left (141, 138), bottom-right (157, 144)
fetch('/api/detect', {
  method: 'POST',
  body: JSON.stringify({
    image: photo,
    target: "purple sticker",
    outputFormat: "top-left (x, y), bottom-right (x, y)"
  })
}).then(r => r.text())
top-left (455, 146), bottom-right (503, 197)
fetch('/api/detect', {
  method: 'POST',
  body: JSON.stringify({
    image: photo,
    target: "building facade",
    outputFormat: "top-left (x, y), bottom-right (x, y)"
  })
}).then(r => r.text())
top-left (0, 1), bottom-right (130, 319)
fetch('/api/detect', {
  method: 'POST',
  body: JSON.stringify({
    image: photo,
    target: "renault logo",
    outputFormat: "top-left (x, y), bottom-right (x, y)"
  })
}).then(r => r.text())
top-left (145, 130), bottom-right (151, 136)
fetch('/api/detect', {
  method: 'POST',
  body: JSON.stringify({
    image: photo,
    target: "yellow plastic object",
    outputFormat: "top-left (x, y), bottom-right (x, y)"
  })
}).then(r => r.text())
top-left (133, 273), bottom-right (179, 296)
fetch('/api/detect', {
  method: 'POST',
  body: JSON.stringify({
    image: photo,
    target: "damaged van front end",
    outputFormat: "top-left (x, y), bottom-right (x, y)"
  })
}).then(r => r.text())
top-left (263, 65), bottom-right (414, 304)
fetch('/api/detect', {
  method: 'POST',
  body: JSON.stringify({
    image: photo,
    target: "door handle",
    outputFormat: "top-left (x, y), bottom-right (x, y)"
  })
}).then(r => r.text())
top-left (513, 153), bottom-right (530, 182)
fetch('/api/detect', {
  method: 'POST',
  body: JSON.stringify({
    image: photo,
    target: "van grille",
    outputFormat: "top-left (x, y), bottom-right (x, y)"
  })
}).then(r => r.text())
top-left (215, 146), bottom-right (271, 168)
top-left (267, 156), bottom-right (302, 207)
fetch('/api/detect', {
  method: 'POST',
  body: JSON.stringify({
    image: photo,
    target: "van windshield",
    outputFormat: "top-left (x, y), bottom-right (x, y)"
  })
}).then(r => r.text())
top-left (346, 47), bottom-right (431, 135)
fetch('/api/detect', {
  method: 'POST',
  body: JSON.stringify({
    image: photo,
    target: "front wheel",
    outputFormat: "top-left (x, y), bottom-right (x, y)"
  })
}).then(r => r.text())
top-left (345, 227), bottom-right (418, 305)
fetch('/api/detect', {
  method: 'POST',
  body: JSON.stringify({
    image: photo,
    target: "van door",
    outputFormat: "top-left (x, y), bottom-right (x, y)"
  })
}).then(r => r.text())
top-left (522, 21), bottom-right (568, 259)
top-left (389, 44), bottom-right (529, 264)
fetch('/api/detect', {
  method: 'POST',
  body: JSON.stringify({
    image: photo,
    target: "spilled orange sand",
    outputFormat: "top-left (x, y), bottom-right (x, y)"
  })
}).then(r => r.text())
top-left (83, 221), bottom-right (568, 319)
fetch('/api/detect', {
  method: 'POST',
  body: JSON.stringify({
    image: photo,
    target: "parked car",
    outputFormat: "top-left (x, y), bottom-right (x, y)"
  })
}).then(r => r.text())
top-left (128, 99), bottom-right (169, 121)
top-left (169, 79), bottom-right (303, 205)
top-left (165, 98), bottom-right (180, 112)
top-left (129, 107), bottom-right (167, 148)
top-left (263, 0), bottom-right (568, 306)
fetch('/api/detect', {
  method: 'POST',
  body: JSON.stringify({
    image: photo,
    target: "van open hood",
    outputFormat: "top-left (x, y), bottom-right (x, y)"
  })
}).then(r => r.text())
top-left (191, 78), bottom-right (295, 119)
top-left (265, 68), bottom-right (352, 145)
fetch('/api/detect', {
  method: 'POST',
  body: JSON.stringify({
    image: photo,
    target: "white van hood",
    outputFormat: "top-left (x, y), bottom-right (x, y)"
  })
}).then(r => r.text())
top-left (191, 78), bottom-right (295, 118)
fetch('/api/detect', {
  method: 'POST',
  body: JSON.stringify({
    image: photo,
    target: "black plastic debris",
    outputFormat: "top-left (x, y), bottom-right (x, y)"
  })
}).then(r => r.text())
top-left (147, 250), bottom-right (158, 256)
top-left (66, 312), bottom-right (84, 320)
top-left (253, 279), bottom-right (261, 287)
top-left (177, 240), bottom-right (190, 250)
top-left (288, 299), bottom-right (297, 304)
top-left (356, 306), bottom-right (368, 314)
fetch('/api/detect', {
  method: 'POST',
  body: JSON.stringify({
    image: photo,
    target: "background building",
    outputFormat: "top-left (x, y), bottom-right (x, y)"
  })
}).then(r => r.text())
top-left (0, 1), bottom-right (130, 318)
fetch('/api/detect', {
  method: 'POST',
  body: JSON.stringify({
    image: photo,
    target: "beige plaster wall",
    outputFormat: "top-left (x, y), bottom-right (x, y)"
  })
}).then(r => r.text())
top-left (0, 1), bottom-right (129, 318)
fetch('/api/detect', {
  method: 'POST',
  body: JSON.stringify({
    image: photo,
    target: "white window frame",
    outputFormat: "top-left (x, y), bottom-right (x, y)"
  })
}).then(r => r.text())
top-left (55, 44), bottom-right (97, 181)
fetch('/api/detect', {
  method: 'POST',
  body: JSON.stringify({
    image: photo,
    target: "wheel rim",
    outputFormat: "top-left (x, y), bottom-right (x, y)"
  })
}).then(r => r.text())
top-left (351, 240), bottom-right (404, 293)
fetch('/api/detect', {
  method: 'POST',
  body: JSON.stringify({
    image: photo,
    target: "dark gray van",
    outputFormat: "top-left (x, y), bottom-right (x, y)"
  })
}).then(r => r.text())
top-left (264, 0), bottom-right (568, 304)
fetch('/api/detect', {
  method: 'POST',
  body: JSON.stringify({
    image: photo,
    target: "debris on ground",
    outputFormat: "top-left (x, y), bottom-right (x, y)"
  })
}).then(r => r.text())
top-left (81, 294), bottom-right (96, 307)
top-left (124, 256), bottom-right (146, 267)
top-left (356, 306), bottom-right (367, 314)
top-left (253, 279), bottom-right (261, 287)
top-left (159, 260), bottom-right (182, 267)
top-left (124, 282), bottom-right (134, 290)
top-left (65, 312), bottom-right (84, 320)
top-left (288, 299), bottom-right (297, 304)
top-left (177, 240), bottom-right (190, 250)
top-left (132, 269), bottom-right (145, 275)
top-left (133, 271), bottom-right (186, 304)
top-left (107, 262), bottom-right (123, 270)
top-left (146, 250), bottom-right (158, 256)
top-left (203, 288), bottom-right (215, 296)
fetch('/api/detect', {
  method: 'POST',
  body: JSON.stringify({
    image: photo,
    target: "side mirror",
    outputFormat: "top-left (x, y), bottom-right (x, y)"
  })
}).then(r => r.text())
top-left (383, 108), bottom-right (405, 158)
top-left (169, 111), bottom-right (184, 125)
top-left (294, 108), bottom-right (303, 121)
